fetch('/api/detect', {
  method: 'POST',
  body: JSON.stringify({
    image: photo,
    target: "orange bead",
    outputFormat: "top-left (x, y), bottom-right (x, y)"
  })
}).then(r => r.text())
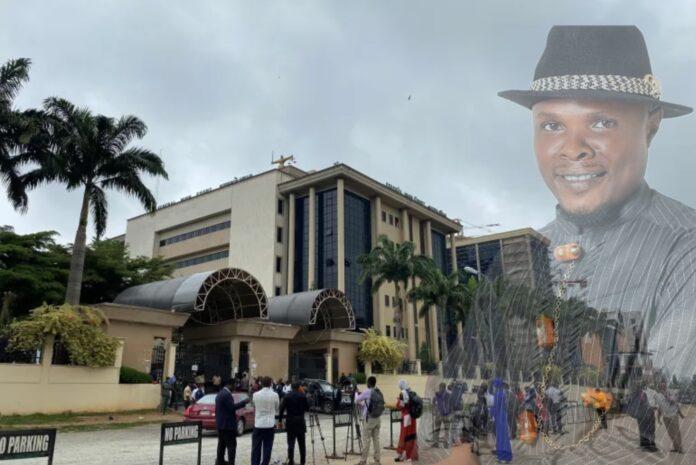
top-left (553, 243), bottom-right (582, 262)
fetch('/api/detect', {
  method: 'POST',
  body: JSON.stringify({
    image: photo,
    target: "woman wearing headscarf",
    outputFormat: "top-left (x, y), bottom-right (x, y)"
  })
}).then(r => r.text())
top-left (491, 378), bottom-right (512, 463)
top-left (395, 380), bottom-right (418, 461)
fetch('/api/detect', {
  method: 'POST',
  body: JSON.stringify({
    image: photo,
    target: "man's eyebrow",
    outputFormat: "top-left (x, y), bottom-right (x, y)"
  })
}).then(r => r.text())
top-left (585, 111), bottom-right (614, 120)
top-left (534, 111), bottom-right (558, 119)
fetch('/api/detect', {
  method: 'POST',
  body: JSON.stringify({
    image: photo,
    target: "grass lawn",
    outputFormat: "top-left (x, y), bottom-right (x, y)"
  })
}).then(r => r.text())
top-left (0, 409), bottom-right (178, 431)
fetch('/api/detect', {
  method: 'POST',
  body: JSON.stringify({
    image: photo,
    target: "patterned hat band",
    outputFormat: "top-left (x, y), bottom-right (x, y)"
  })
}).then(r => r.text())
top-left (531, 74), bottom-right (662, 100)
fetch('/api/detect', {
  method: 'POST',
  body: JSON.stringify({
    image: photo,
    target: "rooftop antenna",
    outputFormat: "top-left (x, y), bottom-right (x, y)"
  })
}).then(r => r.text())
top-left (454, 219), bottom-right (500, 234)
top-left (271, 154), bottom-right (296, 168)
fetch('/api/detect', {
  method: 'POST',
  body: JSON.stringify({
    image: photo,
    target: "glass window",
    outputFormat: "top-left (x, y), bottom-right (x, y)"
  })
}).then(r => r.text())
top-left (277, 199), bottom-right (284, 215)
top-left (277, 226), bottom-right (283, 243)
top-left (386, 325), bottom-right (391, 337)
top-left (276, 256), bottom-right (282, 273)
top-left (392, 296), bottom-right (397, 307)
top-left (294, 196), bottom-right (309, 292)
top-left (395, 217), bottom-right (400, 228)
top-left (382, 211), bottom-right (387, 222)
top-left (388, 214), bottom-right (394, 225)
top-left (159, 220), bottom-right (231, 247)
top-left (385, 295), bottom-right (390, 306)
top-left (275, 287), bottom-right (281, 296)
top-left (344, 191), bottom-right (372, 327)
top-left (174, 249), bottom-right (229, 269)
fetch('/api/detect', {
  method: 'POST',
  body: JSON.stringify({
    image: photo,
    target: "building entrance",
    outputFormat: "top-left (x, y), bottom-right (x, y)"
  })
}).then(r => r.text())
top-left (175, 342), bottom-right (231, 382)
top-left (289, 350), bottom-right (326, 380)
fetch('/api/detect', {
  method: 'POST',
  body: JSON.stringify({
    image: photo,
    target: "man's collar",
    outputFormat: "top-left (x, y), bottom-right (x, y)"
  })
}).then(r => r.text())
top-left (553, 182), bottom-right (652, 234)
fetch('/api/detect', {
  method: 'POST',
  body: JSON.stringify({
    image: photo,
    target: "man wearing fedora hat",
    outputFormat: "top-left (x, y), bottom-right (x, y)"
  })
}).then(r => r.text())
top-left (499, 25), bottom-right (696, 457)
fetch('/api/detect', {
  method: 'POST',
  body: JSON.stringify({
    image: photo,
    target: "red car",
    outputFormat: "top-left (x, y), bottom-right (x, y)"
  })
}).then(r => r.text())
top-left (183, 392), bottom-right (254, 435)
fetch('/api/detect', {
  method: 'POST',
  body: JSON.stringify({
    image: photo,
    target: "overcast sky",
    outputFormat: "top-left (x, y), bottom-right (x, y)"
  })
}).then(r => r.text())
top-left (2, 0), bottom-right (696, 244)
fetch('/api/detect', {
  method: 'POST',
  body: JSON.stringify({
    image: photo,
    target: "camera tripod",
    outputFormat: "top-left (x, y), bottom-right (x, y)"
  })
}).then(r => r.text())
top-left (308, 412), bottom-right (330, 465)
top-left (343, 402), bottom-right (363, 458)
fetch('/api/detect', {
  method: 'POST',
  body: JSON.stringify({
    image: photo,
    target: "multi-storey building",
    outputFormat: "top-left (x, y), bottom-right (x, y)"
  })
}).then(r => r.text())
top-left (121, 163), bottom-right (460, 375)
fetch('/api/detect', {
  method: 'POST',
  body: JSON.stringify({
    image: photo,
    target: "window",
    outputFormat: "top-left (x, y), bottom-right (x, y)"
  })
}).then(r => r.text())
top-left (275, 286), bottom-right (281, 296)
top-left (275, 256), bottom-right (282, 273)
top-left (395, 217), bottom-right (400, 228)
top-left (392, 296), bottom-right (397, 307)
top-left (384, 295), bottom-right (390, 307)
top-left (159, 220), bottom-right (231, 247)
top-left (277, 226), bottom-right (283, 243)
top-left (174, 250), bottom-right (229, 269)
top-left (382, 211), bottom-right (387, 222)
top-left (277, 199), bottom-right (284, 215)
top-left (386, 325), bottom-right (391, 337)
top-left (388, 214), bottom-right (394, 225)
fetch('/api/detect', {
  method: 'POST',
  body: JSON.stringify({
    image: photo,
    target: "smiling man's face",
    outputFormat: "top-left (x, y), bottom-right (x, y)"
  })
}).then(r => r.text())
top-left (533, 99), bottom-right (662, 218)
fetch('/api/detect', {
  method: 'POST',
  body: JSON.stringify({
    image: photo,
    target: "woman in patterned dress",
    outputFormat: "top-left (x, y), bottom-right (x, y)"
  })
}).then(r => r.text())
top-left (395, 380), bottom-right (418, 461)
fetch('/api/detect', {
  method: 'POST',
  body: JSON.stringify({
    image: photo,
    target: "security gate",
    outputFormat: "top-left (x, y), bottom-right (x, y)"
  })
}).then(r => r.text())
top-left (289, 350), bottom-right (326, 380)
top-left (174, 342), bottom-right (231, 382)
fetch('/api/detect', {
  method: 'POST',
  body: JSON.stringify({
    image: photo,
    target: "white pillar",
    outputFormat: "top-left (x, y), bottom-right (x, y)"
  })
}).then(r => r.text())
top-left (424, 221), bottom-right (440, 362)
top-left (401, 209), bottom-right (416, 360)
top-left (164, 342), bottom-right (177, 378)
top-left (325, 352), bottom-right (333, 384)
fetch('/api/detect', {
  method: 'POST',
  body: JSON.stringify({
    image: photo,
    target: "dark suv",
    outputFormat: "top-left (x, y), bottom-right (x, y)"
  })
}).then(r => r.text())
top-left (302, 378), bottom-right (351, 413)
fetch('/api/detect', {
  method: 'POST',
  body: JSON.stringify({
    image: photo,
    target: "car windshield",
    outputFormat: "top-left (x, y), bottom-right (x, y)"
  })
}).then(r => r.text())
top-left (319, 383), bottom-right (334, 393)
top-left (197, 394), bottom-right (216, 405)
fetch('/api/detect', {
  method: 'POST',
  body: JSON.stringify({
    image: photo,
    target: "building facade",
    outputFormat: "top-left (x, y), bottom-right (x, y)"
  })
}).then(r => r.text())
top-left (122, 163), bottom-right (460, 370)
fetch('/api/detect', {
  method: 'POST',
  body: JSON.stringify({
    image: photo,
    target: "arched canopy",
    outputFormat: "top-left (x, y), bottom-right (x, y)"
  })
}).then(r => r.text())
top-left (114, 268), bottom-right (268, 323)
top-left (268, 289), bottom-right (355, 330)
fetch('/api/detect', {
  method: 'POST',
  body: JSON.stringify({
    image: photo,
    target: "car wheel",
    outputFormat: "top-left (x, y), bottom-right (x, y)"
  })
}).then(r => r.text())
top-left (237, 418), bottom-right (245, 436)
top-left (322, 400), bottom-right (333, 414)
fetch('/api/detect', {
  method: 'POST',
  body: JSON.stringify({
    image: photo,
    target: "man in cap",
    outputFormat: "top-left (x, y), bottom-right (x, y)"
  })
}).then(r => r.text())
top-left (500, 24), bottom-right (695, 383)
top-left (498, 25), bottom-right (696, 458)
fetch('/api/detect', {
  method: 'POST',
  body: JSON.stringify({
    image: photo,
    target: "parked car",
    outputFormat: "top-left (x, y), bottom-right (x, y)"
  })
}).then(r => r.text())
top-left (302, 378), bottom-right (351, 413)
top-left (183, 392), bottom-right (254, 435)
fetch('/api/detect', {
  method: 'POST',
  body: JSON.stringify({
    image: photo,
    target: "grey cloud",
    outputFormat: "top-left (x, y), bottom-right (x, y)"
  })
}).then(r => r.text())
top-left (1, 0), bottom-right (695, 242)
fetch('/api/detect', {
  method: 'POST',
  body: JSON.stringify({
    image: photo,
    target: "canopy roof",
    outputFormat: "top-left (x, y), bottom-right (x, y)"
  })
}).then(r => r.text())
top-left (267, 289), bottom-right (355, 330)
top-left (114, 268), bottom-right (268, 322)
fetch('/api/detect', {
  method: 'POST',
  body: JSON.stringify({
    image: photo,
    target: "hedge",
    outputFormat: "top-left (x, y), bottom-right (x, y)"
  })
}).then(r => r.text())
top-left (119, 366), bottom-right (153, 384)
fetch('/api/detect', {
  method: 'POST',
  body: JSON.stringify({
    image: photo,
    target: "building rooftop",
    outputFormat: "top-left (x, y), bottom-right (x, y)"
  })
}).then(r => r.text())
top-left (451, 227), bottom-right (550, 246)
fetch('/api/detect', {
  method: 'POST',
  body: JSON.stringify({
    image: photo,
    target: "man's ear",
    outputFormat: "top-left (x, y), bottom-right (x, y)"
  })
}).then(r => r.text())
top-left (647, 106), bottom-right (663, 147)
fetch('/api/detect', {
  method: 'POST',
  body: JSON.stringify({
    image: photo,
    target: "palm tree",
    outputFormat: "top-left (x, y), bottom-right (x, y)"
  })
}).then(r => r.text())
top-left (407, 261), bottom-right (472, 367)
top-left (358, 235), bottom-right (428, 340)
top-left (23, 98), bottom-right (168, 305)
top-left (0, 58), bottom-right (41, 212)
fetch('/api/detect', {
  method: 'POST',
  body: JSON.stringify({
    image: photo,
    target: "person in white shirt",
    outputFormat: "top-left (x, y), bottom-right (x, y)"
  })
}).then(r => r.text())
top-left (251, 376), bottom-right (279, 465)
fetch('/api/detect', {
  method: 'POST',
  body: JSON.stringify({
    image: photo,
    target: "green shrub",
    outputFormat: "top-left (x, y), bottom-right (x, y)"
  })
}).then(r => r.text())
top-left (6, 304), bottom-right (120, 367)
top-left (354, 372), bottom-right (366, 384)
top-left (119, 366), bottom-right (153, 384)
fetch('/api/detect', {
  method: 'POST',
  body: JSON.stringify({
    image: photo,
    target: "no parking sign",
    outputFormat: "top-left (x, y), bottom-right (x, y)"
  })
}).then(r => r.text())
top-left (0, 429), bottom-right (56, 464)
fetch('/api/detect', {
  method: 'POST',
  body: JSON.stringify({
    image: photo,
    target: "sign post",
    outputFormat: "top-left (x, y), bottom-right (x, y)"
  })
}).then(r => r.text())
top-left (159, 421), bottom-right (202, 465)
top-left (383, 408), bottom-right (401, 450)
top-left (0, 428), bottom-right (56, 464)
top-left (329, 409), bottom-right (352, 459)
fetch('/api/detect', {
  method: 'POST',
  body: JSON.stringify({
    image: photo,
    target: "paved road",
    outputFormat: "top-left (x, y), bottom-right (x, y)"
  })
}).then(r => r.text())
top-left (14, 409), bottom-right (696, 464)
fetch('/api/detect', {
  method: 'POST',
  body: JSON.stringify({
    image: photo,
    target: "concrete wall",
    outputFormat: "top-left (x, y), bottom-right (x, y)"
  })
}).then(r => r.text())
top-left (0, 337), bottom-right (160, 415)
top-left (106, 320), bottom-right (173, 373)
top-left (227, 171), bottom-right (283, 294)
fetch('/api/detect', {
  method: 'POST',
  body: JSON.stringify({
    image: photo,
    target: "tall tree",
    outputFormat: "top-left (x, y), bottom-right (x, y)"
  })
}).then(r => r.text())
top-left (358, 235), bottom-right (428, 341)
top-left (23, 98), bottom-right (168, 304)
top-left (407, 261), bottom-right (471, 368)
top-left (0, 58), bottom-right (41, 211)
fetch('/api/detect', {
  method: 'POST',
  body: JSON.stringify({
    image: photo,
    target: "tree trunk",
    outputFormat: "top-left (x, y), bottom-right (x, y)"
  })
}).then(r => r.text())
top-left (438, 298), bottom-right (449, 370)
top-left (394, 282), bottom-right (403, 339)
top-left (65, 187), bottom-right (90, 305)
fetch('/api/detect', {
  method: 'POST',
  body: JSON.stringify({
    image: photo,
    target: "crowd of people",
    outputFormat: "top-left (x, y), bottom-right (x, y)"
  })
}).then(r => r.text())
top-left (464, 375), bottom-right (688, 462)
